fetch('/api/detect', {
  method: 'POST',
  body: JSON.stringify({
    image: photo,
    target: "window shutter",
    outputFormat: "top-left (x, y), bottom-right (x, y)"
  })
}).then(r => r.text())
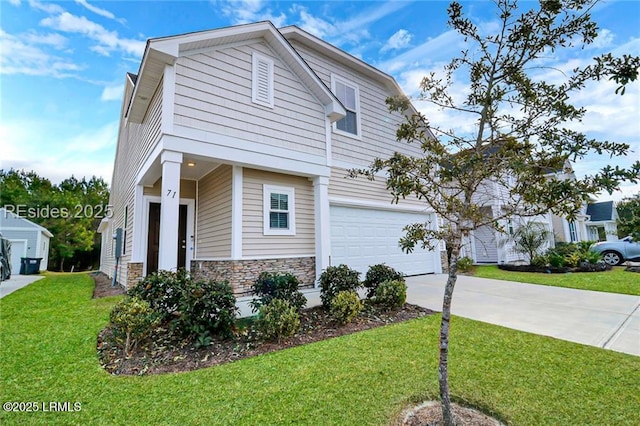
top-left (252, 53), bottom-right (274, 108)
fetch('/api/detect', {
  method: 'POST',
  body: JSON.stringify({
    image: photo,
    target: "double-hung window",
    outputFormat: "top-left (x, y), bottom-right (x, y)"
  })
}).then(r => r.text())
top-left (263, 185), bottom-right (295, 235)
top-left (331, 75), bottom-right (360, 138)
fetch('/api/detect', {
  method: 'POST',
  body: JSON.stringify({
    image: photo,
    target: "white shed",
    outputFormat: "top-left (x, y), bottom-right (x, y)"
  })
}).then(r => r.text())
top-left (0, 208), bottom-right (52, 273)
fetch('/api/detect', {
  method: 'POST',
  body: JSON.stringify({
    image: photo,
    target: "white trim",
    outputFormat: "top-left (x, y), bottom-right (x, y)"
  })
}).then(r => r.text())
top-left (263, 184), bottom-right (296, 236)
top-left (161, 64), bottom-right (175, 134)
top-left (329, 196), bottom-right (434, 214)
top-left (251, 52), bottom-right (275, 108)
top-left (325, 118), bottom-right (332, 167)
top-left (313, 176), bottom-right (330, 286)
top-left (231, 166), bottom-right (243, 259)
top-left (330, 74), bottom-right (362, 140)
top-left (166, 127), bottom-right (330, 177)
top-left (131, 185), bottom-right (145, 262)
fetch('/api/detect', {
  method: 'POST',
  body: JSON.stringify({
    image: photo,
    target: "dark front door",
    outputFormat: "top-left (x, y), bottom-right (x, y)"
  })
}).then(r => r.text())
top-left (147, 202), bottom-right (188, 275)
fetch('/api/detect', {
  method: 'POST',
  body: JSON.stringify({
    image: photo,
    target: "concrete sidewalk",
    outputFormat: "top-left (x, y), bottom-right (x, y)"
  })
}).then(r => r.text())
top-left (0, 275), bottom-right (45, 299)
top-left (405, 274), bottom-right (640, 356)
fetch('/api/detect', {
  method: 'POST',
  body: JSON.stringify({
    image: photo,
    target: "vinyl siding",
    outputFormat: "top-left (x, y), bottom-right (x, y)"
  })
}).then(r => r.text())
top-left (101, 77), bottom-right (163, 282)
top-left (242, 169), bottom-right (314, 257)
top-left (288, 40), bottom-right (425, 166)
top-left (196, 165), bottom-right (232, 258)
top-left (329, 167), bottom-right (424, 208)
top-left (173, 41), bottom-right (327, 158)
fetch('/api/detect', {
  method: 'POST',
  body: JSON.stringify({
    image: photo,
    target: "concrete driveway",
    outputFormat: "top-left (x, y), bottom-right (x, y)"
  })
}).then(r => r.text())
top-left (0, 274), bottom-right (44, 299)
top-left (406, 274), bottom-right (640, 356)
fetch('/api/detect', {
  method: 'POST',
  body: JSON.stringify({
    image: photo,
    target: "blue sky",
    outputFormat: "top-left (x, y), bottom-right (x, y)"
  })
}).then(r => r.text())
top-left (1, 0), bottom-right (638, 202)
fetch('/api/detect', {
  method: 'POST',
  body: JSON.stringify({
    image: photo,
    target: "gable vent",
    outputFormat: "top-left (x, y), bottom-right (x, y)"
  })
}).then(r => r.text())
top-left (252, 53), bottom-right (274, 108)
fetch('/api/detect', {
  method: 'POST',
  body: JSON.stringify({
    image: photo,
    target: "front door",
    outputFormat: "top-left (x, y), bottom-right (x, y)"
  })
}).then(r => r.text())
top-left (146, 202), bottom-right (188, 275)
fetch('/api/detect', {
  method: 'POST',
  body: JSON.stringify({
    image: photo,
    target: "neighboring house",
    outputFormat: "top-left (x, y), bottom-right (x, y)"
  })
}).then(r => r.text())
top-left (98, 22), bottom-right (443, 294)
top-left (553, 201), bottom-right (619, 243)
top-left (0, 208), bottom-right (52, 273)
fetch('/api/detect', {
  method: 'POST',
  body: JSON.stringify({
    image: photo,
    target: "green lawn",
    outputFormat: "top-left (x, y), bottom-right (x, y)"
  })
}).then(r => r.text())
top-left (473, 265), bottom-right (640, 295)
top-left (1, 274), bottom-right (639, 425)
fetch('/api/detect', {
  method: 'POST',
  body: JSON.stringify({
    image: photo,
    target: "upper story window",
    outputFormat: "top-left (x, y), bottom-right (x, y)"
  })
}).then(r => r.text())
top-left (252, 52), bottom-right (274, 108)
top-left (331, 75), bottom-right (361, 138)
top-left (263, 185), bottom-right (296, 236)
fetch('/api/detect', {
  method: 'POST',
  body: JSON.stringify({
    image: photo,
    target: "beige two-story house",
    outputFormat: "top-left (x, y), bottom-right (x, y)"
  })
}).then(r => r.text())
top-left (98, 22), bottom-right (443, 294)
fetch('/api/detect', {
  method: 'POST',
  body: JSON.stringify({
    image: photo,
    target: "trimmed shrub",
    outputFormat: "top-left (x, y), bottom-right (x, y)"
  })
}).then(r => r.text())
top-left (109, 297), bottom-right (160, 356)
top-left (255, 299), bottom-right (300, 342)
top-left (128, 269), bottom-right (189, 320)
top-left (457, 257), bottom-right (475, 273)
top-left (363, 264), bottom-right (404, 298)
top-left (374, 280), bottom-right (407, 310)
top-left (128, 269), bottom-right (237, 340)
top-left (318, 264), bottom-right (361, 309)
top-left (329, 291), bottom-right (363, 325)
top-left (177, 279), bottom-right (238, 340)
top-left (249, 272), bottom-right (307, 313)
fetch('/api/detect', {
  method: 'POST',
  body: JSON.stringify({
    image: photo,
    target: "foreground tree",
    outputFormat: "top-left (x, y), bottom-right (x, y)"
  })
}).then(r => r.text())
top-left (616, 193), bottom-right (640, 240)
top-left (354, 1), bottom-right (639, 423)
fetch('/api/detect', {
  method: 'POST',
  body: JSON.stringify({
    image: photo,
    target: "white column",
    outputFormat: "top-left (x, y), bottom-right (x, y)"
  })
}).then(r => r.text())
top-left (131, 184), bottom-right (145, 262)
top-left (313, 176), bottom-right (330, 286)
top-left (231, 165), bottom-right (243, 259)
top-left (158, 150), bottom-right (182, 271)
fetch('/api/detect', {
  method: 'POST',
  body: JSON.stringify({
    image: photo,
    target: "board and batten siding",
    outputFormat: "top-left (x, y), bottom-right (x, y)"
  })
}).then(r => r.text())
top-left (173, 42), bottom-right (327, 157)
top-left (329, 167), bottom-right (425, 209)
top-left (287, 40), bottom-right (424, 166)
top-left (196, 165), bottom-right (232, 258)
top-left (242, 169), bottom-right (314, 257)
top-left (102, 78), bottom-right (163, 282)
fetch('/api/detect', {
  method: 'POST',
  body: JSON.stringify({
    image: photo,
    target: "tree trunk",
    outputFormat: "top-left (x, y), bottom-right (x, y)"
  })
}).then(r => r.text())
top-left (59, 258), bottom-right (65, 272)
top-left (440, 237), bottom-right (462, 426)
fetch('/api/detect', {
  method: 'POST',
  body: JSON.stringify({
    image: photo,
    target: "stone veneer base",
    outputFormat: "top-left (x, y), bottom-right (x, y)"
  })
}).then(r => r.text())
top-left (191, 257), bottom-right (316, 296)
top-left (126, 262), bottom-right (144, 289)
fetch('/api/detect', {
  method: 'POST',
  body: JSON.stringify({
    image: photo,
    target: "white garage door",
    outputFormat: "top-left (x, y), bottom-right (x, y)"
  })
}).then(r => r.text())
top-left (330, 205), bottom-right (438, 276)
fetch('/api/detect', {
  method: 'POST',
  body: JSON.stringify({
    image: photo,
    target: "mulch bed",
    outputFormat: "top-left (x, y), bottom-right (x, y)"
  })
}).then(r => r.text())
top-left (91, 271), bottom-right (126, 298)
top-left (92, 273), bottom-right (435, 376)
top-left (497, 263), bottom-right (609, 273)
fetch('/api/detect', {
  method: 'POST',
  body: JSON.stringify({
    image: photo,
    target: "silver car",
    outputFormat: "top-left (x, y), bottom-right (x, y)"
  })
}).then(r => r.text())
top-left (591, 236), bottom-right (640, 265)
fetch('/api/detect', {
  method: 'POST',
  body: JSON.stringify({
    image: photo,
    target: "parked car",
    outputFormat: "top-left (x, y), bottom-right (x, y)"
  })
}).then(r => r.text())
top-left (0, 233), bottom-right (11, 282)
top-left (590, 236), bottom-right (640, 265)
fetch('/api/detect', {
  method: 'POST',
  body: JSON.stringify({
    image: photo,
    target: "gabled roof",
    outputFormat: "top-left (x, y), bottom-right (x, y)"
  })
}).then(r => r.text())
top-left (0, 208), bottom-right (54, 238)
top-left (126, 21), bottom-right (346, 123)
top-left (586, 201), bottom-right (616, 222)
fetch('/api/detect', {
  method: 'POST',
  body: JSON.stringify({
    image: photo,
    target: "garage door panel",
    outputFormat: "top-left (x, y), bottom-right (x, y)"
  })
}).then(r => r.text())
top-left (330, 206), bottom-right (436, 276)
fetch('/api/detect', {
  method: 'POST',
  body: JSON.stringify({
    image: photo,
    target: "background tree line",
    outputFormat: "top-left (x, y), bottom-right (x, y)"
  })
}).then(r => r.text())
top-left (0, 169), bottom-right (109, 272)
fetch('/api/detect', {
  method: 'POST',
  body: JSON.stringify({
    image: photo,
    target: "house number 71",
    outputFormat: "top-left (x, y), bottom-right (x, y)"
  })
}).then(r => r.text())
top-left (166, 189), bottom-right (177, 198)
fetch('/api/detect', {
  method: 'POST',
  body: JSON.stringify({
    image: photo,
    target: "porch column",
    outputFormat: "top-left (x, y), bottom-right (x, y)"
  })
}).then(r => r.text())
top-left (231, 165), bottom-right (243, 259)
top-left (131, 184), bottom-right (145, 262)
top-left (158, 150), bottom-right (182, 271)
top-left (313, 176), bottom-right (330, 286)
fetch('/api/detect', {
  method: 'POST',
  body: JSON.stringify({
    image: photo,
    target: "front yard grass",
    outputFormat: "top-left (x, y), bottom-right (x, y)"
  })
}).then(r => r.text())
top-left (1, 273), bottom-right (639, 425)
top-left (474, 265), bottom-right (640, 295)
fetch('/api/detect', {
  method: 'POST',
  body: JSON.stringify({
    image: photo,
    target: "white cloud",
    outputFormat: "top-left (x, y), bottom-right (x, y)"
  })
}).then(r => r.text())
top-left (100, 84), bottom-right (123, 101)
top-left (40, 12), bottom-right (145, 57)
top-left (7, 0), bottom-right (21, 6)
top-left (23, 31), bottom-right (68, 49)
top-left (0, 120), bottom-right (117, 184)
top-left (75, 0), bottom-right (126, 24)
top-left (591, 28), bottom-right (615, 49)
top-left (0, 29), bottom-right (83, 77)
top-left (381, 29), bottom-right (412, 53)
top-left (218, 0), bottom-right (287, 27)
top-left (28, 0), bottom-right (64, 14)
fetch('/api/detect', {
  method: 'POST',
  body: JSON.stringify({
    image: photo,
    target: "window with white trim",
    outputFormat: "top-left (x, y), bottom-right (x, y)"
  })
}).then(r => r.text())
top-left (263, 185), bottom-right (295, 235)
top-left (331, 75), bottom-right (360, 137)
top-left (252, 52), bottom-right (274, 108)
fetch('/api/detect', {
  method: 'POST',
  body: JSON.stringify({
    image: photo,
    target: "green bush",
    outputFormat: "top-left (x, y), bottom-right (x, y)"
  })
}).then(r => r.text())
top-left (255, 299), bottom-right (300, 342)
top-left (363, 264), bottom-right (404, 298)
top-left (457, 257), bottom-right (475, 273)
top-left (128, 269), bottom-right (189, 320)
top-left (318, 264), bottom-right (361, 309)
top-left (249, 272), bottom-right (307, 313)
top-left (373, 280), bottom-right (407, 310)
top-left (545, 241), bottom-right (601, 268)
top-left (329, 291), bottom-right (363, 325)
top-left (109, 297), bottom-right (159, 356)
top-left (531, 254), bottom-right (549, 268)
top-left (128, 269), bottom-right (237, 340)
top-left (177, 279), bottom-right (238, 340)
